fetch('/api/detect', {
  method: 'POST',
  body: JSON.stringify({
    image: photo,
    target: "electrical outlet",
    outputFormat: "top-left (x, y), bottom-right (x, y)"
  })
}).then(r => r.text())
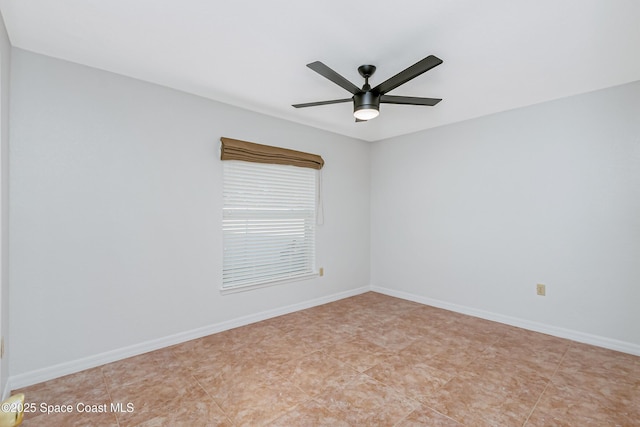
top-left (536, 284), bottom-right (546, 296)
top-left (319, 267), bottom-right (324, 277)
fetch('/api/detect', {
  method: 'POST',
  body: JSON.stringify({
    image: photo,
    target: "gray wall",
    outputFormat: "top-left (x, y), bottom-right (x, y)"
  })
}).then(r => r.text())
top-left (372, 81), bottom-right (640, 351)
top-left (0, 10), bottom-right (11, 396)
top-left (9, 49), bottom-right (371, 380)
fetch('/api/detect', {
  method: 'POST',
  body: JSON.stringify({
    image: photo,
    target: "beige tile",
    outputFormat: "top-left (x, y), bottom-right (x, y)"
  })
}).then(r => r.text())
top-left (271, 350), bottom-right (351, 396)
top-left (190, 332), bottom-right (309, 386)
top-left (524, 409), bottom-right (574, 427)
top-left (399, 405), bottom-right (464, 426)
top-left (221, 323), bottom-right (284, 348)
top-left (255, 328), bottom-right (316, 358)
top-left (175, 341), bottom-right (244, 380)
top-left (399, 337), bottom-right (481, 376)
top-left (356, 294), bottom-right (423, 319)
top-left (553, 342), bottom-right (640, 391)
top-left (169, 329), bottom-right (246, 362)
top-left (391, 312), bottom-right (446, 341)
top-left (260, 310), bottom-right (313, 333)
top-left (267, 398), bottom-right (349, 427)
top-left (356, 320), bottom-right (418, 351)
top-left (499, 328), bottom-right (571, 357)
top-left (17, 367), bottom-right (108, 404)
top-left (534, 381), bottom-right (639, 426)
top-left (322, 335), bottom-right (394, 372)
top-left (365, 353), bottom-right (452, 401)
top-left (421, 376), bottom-right (535, 426)
top-left (102, 348), bottom-right (191, 390)
top-left (462, 349), bottom-right (552, 399)
top-left (122, 397), bottom-right (233, 427)
top-left (195, 355), bottom-right (284, 406)
top-left (293, 307), bottom-right (365, 339)
top-left (458, 366), bottom-right (548, 406)
top-left (209, 373), bottom-right (310, 426)
top-left (314, 372), bottom-right (419, 425)
top-left (340, 291), bottom-right (391, 306)
top-left (475, 341), bottom-right (566, 380)
top-left (108, 371), bottom-right (208, 426)
top-left (283, 320), bottom-right (352, 351)
top-left (20, 410), bottom-right (119, 427)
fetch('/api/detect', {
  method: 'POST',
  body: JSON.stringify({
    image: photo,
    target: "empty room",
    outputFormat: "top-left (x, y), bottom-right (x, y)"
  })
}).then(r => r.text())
top-left (0, 1), bottom-right (638, 426)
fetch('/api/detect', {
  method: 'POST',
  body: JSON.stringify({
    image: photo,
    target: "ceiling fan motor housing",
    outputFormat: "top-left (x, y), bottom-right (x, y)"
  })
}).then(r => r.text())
top-left (353, 90), bottom-right (380, 113)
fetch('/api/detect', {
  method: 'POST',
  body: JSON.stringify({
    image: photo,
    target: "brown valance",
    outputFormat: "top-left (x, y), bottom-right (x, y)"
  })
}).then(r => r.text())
top-left (220, 137), bottom-right (324, 170)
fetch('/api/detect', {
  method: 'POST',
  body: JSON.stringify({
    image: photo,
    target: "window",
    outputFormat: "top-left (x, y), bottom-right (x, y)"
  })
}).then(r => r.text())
top-left (222, 160), bottom-right (318, 291)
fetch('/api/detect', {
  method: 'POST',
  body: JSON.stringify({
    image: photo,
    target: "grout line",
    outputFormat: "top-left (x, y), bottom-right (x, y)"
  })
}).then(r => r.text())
top-left (190, 367), bottom-right (236, 426)
top-left (99, 367), bottom-right (121, 427)
top-left (521, 344), bottom-right (570, 426)
top-left (392, 406), bottom-right (419, 427)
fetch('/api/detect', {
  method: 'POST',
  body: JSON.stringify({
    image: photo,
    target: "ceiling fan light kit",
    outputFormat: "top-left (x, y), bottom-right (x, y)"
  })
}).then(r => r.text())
top-left (293, 55), bottom-right (443, 122)
top-left (353, 107), bottom-right (379, 121)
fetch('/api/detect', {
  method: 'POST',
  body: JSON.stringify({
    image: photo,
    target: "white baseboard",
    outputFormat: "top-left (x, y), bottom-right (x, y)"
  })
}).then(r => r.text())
top-left (7, 286), bottom-right (369, 391)
top-left (2, 378), bottom-right (11, 401)
top-left (371, 285), bottom-right (640, 357)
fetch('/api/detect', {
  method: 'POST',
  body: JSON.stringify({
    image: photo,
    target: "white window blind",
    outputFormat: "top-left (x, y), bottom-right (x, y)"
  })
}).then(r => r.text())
top-left (223, 160), bottom-right (317, 290)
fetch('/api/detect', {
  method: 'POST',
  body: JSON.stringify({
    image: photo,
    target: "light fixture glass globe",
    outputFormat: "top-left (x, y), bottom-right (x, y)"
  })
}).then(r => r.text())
top-left (353, 108), bottom-right (379, 121)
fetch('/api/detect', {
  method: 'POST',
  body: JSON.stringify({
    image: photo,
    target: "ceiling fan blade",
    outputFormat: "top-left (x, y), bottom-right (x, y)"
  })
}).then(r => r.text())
top-left (380, 95), bottom-right (442, 106)
top-left (373, 55), bottom-right (443, 95)
top-left (292, 98), bottom-right (352, 108)
top-left (307, 61), bottom-right (360, 95)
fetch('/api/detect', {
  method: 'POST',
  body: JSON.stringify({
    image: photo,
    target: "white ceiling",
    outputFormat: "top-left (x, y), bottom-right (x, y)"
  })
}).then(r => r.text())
top-left (1, 0), bottom-right (639, 142)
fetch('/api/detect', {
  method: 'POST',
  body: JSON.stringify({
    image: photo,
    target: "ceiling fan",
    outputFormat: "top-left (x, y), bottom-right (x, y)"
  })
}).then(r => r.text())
top-left (292, 55), bottom-right (443, 122)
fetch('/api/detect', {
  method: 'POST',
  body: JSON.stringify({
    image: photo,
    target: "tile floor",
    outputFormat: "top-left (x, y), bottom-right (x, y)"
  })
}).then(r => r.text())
top-left (14, 292), bottom-right (640, 426)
